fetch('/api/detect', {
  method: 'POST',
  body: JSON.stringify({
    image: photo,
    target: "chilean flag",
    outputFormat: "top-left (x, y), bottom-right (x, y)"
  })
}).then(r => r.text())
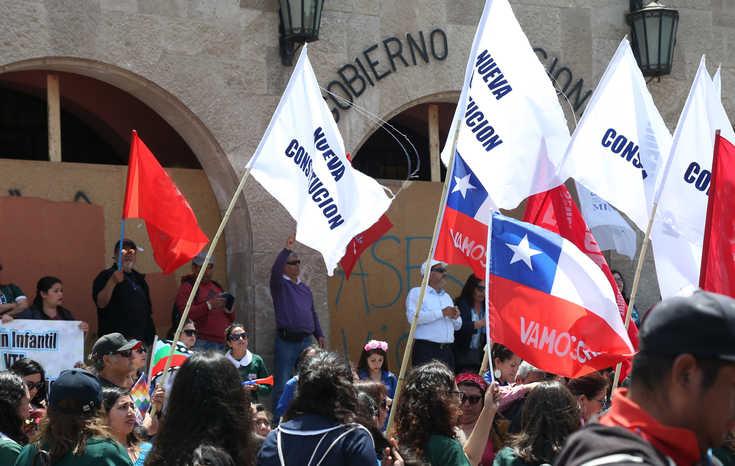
top-left (435, 153), bottom-right (494, 278)
top-left (488, 213), bottom-right (634, 378)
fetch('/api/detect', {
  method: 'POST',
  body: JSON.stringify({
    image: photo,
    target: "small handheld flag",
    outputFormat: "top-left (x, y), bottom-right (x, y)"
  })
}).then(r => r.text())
top-left (130, 372), bottom-right (150, 423)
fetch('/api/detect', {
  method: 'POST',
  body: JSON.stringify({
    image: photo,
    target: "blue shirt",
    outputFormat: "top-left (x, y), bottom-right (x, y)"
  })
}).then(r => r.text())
top-left (275, 375), bottom-right (299, 419)
top-left (357, 369), bottom-right (397, 399)
top-left (270, 249), bottom-right (324, 337)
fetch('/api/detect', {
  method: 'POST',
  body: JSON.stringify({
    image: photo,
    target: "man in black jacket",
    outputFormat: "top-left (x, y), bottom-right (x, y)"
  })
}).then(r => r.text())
top-left (556, 291), bottom-right (735, 466)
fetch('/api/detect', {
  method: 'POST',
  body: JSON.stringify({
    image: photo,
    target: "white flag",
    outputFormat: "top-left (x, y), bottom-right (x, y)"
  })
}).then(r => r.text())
top-left (651, 57), bottom-right (735, 297)
top-left (713, 66), bottom-right (722, 97)
top-left (440, 0), bottom-right (570, 210)
top-left (575, 182), bottom-right (637, 260)
top-left (247, 46), bottom-right (392, 274)
top-left (559, 38), bottom-right (672, 232)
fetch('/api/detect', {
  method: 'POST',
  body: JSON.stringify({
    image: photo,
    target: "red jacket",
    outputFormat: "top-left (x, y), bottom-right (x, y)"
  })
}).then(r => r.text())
top-left (175, 277), bottom-right (234, 343)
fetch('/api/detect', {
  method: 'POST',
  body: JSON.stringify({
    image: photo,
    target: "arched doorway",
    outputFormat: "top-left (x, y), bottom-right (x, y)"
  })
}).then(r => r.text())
top-left (0, 58), bottom-right (254, 341)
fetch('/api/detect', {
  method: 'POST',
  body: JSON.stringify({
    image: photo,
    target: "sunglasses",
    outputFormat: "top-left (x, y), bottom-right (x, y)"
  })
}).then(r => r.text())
top-left (133, 347), bottom-right (147, 354)
top-left (228, 333), bottom-right (248, 341)
top-left (476, 285), bottom-right (486, 291)
top-left (25, 380), bottom-right (45, 391)
top-left (183, 329), bottom-right (197, 337)
top-left (460, 393), bottom-right (483, 405)
top-left (431, 267), bottom-right (447, 274)
top-left (121, 248), bottom-right (136, 255)
top-left (115, 349), bottom-right (133, 358)
top-left (286, 260), bottom-right (301, 266)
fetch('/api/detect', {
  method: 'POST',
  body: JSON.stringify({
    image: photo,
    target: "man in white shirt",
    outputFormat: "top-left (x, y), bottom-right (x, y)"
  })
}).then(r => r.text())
top-left (406, 259), bottom-right (462, 370)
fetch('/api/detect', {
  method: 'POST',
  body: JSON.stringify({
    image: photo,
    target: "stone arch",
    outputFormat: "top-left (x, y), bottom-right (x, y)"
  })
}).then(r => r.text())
top-left (0, 56), bottom-right (254, 331)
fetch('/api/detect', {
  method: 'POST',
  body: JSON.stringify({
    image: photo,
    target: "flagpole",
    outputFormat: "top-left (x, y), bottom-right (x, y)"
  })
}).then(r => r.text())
top-left (384, 130), bottom-right (460, 435)
top-left (116, 220), bottom-right (125, 270)
top-left (152, 165), bottom-right (255, 413)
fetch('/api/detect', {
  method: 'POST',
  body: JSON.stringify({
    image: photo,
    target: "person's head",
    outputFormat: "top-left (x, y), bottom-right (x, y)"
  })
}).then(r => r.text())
top-left (567, 372), bottom-right (609, 422)
top-left (145, 351), bottom-right (252, 466)
top-left (422, 259), bottom-right (448, 290)
top-left (0, 371), bottom-right (30, 444)
top-left (33, 276), bottom-right (63, 310)
top-left (180, 319), bottom-right (198, 350)
top-left (192, 252), bottom-right (214, 283)
top-left (492, 343), bottom-right (521, 384)
top-left (130, 342), bottom-right (147, 372)
top-left (395, 361), bottom-right (461, 458)
top-left (457, 274), bottom-right (484, 305)
top-left (224, 323), bottom-right (248, 356)
top-left (286, 351), bottom-right (357, 423)
top-left (251, 403), bottom-right (272, 437)
top-left (90, 333), bottom-right (138, 378)
top-left (10, 358), bottom-right (46, 406)
top-left (630, 291), bottom-right (735, 453)
top-left (354, 380), bottom-right (390, 428)
top-left (357, 340), bottom-right (389, 374)
top-left (101, 387), bottom-right (137, 444)
top-left (611, 270), bottom-right (626, 296)
top-left (283, 252), bottom-right (301, 281)
top-left (191, 444), bottom-right (236, 466)
top-left (113, 238), bottom-right (138, 272)
top-left (294, 344), bottom-right (321, 372)
top-left (510, 381), bottom-right (580, 464)
top-left (455, 372), bottom-right (487, 427)
top-left (515, 361), bottom-right (555, 384)
top-left (38, 369), bottom-right (108, 463)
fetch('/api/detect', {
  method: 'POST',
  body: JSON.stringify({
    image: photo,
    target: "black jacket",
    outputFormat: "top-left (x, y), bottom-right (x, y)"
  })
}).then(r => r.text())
top-left (555, 424), bottom-right (674, 466)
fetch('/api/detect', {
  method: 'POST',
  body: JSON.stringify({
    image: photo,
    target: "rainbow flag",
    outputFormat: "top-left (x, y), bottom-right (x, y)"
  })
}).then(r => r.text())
top-left (149, 337), bottom-right (192, 387)
top-left (130, 372), bottom-right (150, 423)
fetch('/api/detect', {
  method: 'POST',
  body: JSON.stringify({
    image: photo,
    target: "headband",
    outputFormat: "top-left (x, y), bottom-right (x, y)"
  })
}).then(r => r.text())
top-left (364, 340), bottom-right (388, 352)
top-left (455, 372), bottom-right (488, 392)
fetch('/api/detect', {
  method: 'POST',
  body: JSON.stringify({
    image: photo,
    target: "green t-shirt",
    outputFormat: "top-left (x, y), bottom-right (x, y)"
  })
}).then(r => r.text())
top-left (492, 447), bottom-right (536, 466)
top-left (233, 352), bottom-right (272, 400)
top-left (13, 436), bottom-right (132, 466)
top-left (425, 434), bottom-right (471, 466)
top-left (0, 436), bottom-right (22, 464)
top-left (0, 283), bottom-right (25, 306)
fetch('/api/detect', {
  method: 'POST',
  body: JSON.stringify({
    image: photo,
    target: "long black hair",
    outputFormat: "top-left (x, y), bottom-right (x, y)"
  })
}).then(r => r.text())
top-left (455, 273), bottom-right (483, 306)
top-left (101, 386), bottom-right (139, 448)
top-left (284, 351), bottom-right (357, 424)
top-left (0, 371), bottom-right (28, 444)
top-left (32, 276), bottom-right (73, 319)
top-left (10, 358), bottom-right (46, 406)
top-left (145, 351), bottom-right (253, 466)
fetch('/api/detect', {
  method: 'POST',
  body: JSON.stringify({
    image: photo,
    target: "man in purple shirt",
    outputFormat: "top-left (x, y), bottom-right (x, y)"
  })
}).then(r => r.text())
top-left (270, 235), bottom-right (326, 413)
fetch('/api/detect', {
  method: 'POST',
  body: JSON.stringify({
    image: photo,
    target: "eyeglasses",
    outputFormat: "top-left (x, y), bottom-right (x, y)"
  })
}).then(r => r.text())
top-left (460, 393), bottom-right (483, 405)
top-left (444, 389), bottom-right (462, 399)
top-left (228, 333), bottom-right (248, 341)
top-left (25, 380), bottom-right (44, 391)
top-left (476, 285), bottom-right (486, 291)
top-left (286, 260), bottom-right (301, 266)
top-left (133, 347), bottom-right (147, 354)
top-left (116, 349), bottom-right (132, 358)
top-left (431, 267), bottom-right (447, 274)
top-left (183, 329), bottom-right (197, 337)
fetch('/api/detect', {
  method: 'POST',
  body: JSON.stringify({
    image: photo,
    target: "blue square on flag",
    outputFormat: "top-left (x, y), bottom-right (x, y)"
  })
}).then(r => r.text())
top-left (490, 213), bottom-right (562, 294)
top-left (446, 152), bottom-right (488, 217)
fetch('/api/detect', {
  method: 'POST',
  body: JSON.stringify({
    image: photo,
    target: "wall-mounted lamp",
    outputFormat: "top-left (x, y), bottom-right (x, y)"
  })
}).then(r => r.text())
top-left (627, 1), bottom-right (679, 77)
top-left (279, 0), bottom-right (325, 66)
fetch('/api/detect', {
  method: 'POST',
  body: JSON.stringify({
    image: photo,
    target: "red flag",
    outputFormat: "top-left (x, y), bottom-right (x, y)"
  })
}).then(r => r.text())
top-left (340, 214), bottom-right (393, 279)
top-left (700, 134), bottom-right (735, 296)
top-left (123, 131), bottom-right (209, 274)
top-left (523, 185), bottom-right (639, 370)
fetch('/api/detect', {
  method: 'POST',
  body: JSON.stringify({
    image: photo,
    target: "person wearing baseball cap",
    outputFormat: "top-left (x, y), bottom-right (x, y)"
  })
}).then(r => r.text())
top-left (556, 291), bottom-right (735, 466)
top-left (13, 369), bottom-right (131, 466)
top-left (405, 259), bottom-right (462, 370)
top-left (90, 332), bottom-right (139, 389)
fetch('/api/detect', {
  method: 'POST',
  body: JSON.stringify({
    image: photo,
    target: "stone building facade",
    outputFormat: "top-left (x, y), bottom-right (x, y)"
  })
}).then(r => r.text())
top-left (0, 0), bottom-right (732, 367)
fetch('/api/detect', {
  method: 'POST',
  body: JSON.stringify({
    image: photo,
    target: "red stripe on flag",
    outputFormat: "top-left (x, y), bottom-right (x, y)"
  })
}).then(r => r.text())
top-left (435, 207), bottom-right (488, 278)
top-left (489, 275), bottom-right (632, 378)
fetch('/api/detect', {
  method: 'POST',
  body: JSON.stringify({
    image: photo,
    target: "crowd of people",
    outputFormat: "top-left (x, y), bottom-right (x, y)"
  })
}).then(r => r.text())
top-left (2, 237), bottom-right (735, 465)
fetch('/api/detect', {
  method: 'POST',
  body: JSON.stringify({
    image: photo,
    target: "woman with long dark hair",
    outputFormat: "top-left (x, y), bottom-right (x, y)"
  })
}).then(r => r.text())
top-left (10, 358), bottom-right (47, 436)
top-left (101, 387), bottom-right (151, 465)
top-left (493, 381), bottom-right (580, 466)
top-left (395, 361), bottom-right (498, 466)
top-left (9, 276), bottom-right (89, 332)
top-left (13, 369), bottom-right (130, 465)
top-left (491, 344), bottom-right (521, 386)
top-left (258, 351), bottom-right (386, 466)
top-left (356, 340), bottom-right (397, 401)
top-left (145, 351), bottom-right (253, 466)
top-left (224, 323), bottom-right (271, 401)
top-left (454, 275), bottom-right (487, 373)
top-left (566, 372), bottom-right (609, 423)
top-left (0, 371), bottom-right (30, 463)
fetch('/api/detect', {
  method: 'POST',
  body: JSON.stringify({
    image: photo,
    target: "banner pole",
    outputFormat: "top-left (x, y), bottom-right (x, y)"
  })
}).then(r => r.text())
top-left (151, 166), bottom-right (254, 415)
top-left (116, 220), bottom-right (125, 270)
top-left (385, 130), bottom-right (461, 435)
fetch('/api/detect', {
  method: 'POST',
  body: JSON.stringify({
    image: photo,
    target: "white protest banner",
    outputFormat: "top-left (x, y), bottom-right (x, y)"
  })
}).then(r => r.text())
top-left (575, 182), bottom-right (637, 260)
top-left (651, 57), bottom-right (735, 298)
top-left (247, 45), bottom-right (392, 274)
top-left (0, 320), bottom-right (84, 379)
top-left (559, 38), bottom-right (672, 232)
top-left (440, 0), bottom-right (570, 210)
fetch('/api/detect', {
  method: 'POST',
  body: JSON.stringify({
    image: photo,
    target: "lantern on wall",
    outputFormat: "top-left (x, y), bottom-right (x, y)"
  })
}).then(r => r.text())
top-left (627, 1), bottom-right (679, 77)
top-left (279, 0), bottom-right (325, 66)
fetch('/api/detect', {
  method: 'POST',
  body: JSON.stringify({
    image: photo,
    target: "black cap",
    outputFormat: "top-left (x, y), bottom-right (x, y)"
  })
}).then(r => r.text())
top-left (639, 290), bottom-right (735, 360)
top-left (91, 332), bottom-right (138, 359)
top-left (49, 369), bottom-right (101, 414)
